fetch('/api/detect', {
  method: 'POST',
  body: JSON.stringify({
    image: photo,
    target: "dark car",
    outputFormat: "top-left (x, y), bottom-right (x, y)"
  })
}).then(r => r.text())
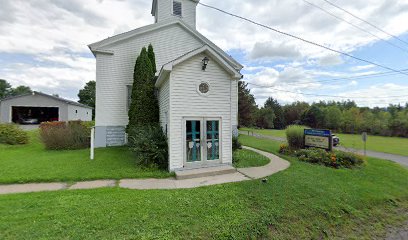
top-left (332, 134), bottom-right (340, 147)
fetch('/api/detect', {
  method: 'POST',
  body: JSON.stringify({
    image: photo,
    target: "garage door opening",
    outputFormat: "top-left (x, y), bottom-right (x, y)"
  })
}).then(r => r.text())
top-left (12, 107), bottom-right (59, 124)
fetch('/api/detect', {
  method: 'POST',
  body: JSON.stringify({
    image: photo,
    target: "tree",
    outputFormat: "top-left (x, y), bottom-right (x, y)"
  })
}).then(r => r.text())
top-left (324, 105), bottom-right (342, 130)
top-left (0, 79), bottom-right (12, 99)
top-left (301, 105), bottom-right (323, 128)
top-left (148, 44), bottom-right (157, 74)
top-left (78, 81), bottom-right (96, 108)
top-left (9, 85), bottom-right (32, 96)
top-left (78, 80), bottom-right (96, 119)
top-left (264, 97), bottom-right (285, 129)
top-left (128, 46), bottom-right (159, 131)
top-left (255, 108), bottom-right (275, 129)
top-left (238, 81), bottom-right (258, 127)
top-left (283, 101), bottom-right (309, 125)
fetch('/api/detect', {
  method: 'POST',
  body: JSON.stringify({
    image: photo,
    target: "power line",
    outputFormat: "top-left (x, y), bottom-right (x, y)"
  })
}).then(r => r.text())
top-left (247, 82), bottom-right (408, 99)
top-left (198, 2), bottom-right (408, 76)
top-left (280, 68), bottom-right (408, 87)
top-left (321, 0), bottom-right (408, 46)
top-left (302, 0), bottom-right (408, 54)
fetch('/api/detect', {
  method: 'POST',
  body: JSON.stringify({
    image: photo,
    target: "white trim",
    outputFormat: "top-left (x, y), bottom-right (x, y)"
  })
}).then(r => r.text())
top-left (156, 45), bottom-right (242, 87)
top-left (88, 20), bottom-right (243, 69)
top-left (196, 81), bottom-right (211, 96)
top-left (182, 117), bottom-right (222, 168)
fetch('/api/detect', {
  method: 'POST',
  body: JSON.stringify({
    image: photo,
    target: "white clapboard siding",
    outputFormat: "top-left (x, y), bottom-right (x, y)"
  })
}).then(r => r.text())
top-left (159, 75), bottom-right (170, 133)
top-left (95, 24), bottom-right (203, 126)
top-left (155, 0), bottom-right (197, 29)
top-left (168, 53), bottom-right (233, 170)
top-left (231, 79), bottom-right (238, 127)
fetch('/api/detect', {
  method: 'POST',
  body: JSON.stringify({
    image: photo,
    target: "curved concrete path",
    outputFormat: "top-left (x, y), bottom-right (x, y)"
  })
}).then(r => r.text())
top-left (0, 147), bottom-right (290, 195)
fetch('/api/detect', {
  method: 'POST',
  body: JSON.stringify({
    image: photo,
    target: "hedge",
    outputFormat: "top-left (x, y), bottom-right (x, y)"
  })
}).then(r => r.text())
top-left (39, 121), bottom-right (92, 150)
top-left (0, 124), bottom-right (29, 145)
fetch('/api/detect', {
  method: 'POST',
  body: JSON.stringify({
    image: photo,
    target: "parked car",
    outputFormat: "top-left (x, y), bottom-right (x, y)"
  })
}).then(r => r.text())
top-left (19, 117), bottom-right (39, 125)
top-left (332, 134), bottom-right (340, 146)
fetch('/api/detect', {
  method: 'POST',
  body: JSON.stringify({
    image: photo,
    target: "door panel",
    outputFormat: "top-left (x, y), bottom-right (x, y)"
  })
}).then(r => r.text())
top-left (186, 120), bottom-right (201, 162)
top-left (206, 120), bottom-right (220, 161)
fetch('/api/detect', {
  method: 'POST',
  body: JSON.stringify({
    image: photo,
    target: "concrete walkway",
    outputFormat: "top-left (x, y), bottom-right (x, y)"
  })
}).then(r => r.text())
top-left (241, 131), bottom-right (408, 167)
top-left (0, 147), bottom-right (290, 195)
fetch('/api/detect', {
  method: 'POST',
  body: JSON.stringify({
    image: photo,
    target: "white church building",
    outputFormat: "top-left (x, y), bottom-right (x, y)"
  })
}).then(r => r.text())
top-left (89, 0), bottom-right (243, 171)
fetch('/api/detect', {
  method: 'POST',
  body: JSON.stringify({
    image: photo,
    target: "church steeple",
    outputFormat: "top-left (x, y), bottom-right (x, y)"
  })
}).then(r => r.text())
top-left (151, 0), bottom-right (200, 29)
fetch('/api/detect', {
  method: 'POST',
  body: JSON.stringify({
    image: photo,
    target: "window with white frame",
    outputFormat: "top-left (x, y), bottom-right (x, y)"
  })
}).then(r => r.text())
top-left (173, 1), bottom-right (182, 17)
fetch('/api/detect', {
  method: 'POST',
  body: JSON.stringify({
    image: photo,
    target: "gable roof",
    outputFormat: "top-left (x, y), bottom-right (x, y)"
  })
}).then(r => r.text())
top-left (156, 45), bottom-right (243, 87)
top-left (88, 19), bottom-right (243, 70)
top-left (0, 91), bottom-right (93, 109)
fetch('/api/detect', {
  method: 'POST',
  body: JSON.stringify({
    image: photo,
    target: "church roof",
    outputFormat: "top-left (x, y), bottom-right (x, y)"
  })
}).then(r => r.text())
top-left (155, 45), bottom-right (243, 87)
top-left (88, 19), bottom-right (243, 70)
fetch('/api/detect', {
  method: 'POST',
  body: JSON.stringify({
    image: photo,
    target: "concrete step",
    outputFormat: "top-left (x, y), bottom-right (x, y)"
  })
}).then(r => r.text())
top-left (175, 165), bottom-right (236, 180)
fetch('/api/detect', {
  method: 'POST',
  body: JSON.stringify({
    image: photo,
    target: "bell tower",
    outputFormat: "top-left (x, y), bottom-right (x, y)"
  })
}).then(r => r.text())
top-left (151, 0), bottom-right (200, 29)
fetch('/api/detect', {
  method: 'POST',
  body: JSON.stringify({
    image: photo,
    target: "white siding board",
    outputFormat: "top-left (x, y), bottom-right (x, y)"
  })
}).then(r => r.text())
top-left (68, 105), bottom-right (92, 121)
top-left (159, 75), bottom-right (170, 133)
top-left (156, 0), bottom-right (197, 28)
top-left (95, 24), bottom-right (203, 127)
top-left (168, 53), bottom-right (233, 170)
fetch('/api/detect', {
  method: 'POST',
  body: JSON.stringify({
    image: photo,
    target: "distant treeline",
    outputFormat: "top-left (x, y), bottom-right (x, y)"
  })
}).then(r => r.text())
top-left (238, 81), bottom-right (408, 137)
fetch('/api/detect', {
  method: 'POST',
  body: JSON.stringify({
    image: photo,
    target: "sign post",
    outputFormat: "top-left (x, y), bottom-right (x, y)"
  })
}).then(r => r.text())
top-left (90, 127), bottom-right (95, 160)
top-left (362, 132), bottom-right (368, 157)
top-left (304, 129), bottom-right (332, 151)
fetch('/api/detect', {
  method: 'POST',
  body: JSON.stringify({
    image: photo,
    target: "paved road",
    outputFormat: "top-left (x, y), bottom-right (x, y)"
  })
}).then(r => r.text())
top-left (240, 131), bottom-right (408, 167)
top-left (18, 124), bottom-right (40, 131)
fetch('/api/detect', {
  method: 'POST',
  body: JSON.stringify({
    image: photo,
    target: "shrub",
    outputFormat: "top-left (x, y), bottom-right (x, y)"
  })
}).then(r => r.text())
top-left (128, 124), bottom-right (168, 169)
top-left (334, 151), bottom-right (365, 168)
top-left (286, 125), bottom-right (308, 149)
top-left (232, 136), bottom-right (242, 151)
top-left (278, 143), bottom-right (291, 155)
top-left (294, 148), bottom-right (364, 168)
top-left (0, 124), bottom-right (29, 145)
top-left (39, 121), bottom-right (91, 150)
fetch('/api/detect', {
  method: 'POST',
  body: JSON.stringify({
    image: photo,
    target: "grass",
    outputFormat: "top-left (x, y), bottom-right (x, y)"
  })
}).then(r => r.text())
top-left (241, 127), bottom-right (287, 138)
top-left (232, 149), bottom-right (270, 168)
top-left (241, 128), bottom-right (408, 156)
top-left (0, 131), bottom-right (172, 184)
top-left (0, 135), bottom-right (407, 239)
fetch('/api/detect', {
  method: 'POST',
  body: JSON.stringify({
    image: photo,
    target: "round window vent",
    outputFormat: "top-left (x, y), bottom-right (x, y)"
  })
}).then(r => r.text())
top-left (198, 82), bottom-right (210, 94)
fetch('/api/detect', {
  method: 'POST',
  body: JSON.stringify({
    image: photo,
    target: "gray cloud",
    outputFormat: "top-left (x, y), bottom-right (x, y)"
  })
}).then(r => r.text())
top-left (50, 0), bottom-right (108, 26)
top-left (0, 0), bottom-right (17, 25)
top-left (249, 41), bottom-right (302, 60)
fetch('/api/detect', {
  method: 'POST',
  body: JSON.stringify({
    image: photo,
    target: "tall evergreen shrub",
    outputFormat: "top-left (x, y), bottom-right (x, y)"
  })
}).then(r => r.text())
top-left (148, 44), bottom-right (157, 74)
top-left (127, 47), bottom-right (159, 131)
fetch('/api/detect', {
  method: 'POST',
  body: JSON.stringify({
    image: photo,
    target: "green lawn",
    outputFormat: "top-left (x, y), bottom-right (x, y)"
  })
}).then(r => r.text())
top-left (0, 135), bottom-right (407, 239)
top-left (0, 131), bottom-right (172, 184)
top-left (241, 127), bottom-right (287, 138)
top-left (241, 128), bottom-right (408, 156)
top-left (233, 149), bottom-right (270, 168)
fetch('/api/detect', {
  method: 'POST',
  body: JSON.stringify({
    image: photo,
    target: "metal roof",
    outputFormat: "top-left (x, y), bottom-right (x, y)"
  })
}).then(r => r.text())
top-left (0, 91), bottom-right (93, 109)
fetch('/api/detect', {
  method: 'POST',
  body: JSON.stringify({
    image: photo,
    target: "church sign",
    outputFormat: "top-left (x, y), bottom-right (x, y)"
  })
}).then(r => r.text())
top-left (304, 129), bottom-right (332, 151)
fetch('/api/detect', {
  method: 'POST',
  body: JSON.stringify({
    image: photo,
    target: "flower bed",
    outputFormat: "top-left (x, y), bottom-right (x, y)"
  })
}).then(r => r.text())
top-left (279, 144), bottom-right (365, 169)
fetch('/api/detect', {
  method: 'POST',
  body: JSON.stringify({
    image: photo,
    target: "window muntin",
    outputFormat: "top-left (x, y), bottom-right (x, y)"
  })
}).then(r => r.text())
top-left (198, 82), bottom-right (210, 94)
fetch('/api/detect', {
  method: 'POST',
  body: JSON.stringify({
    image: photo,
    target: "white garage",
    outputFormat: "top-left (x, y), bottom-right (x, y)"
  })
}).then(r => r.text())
top-left (0, 91), bottom-right (93, 124)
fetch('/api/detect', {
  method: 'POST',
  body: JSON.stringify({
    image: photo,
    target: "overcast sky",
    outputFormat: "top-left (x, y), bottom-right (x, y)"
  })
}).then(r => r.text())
top-left (1, 0), bottom-right (408, 107)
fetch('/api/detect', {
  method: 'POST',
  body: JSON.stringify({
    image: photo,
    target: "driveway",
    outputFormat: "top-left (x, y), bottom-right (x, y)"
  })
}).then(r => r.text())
top-left (18, 124), bottom-right (40, 131)
top-left (240, 131), bottom-right (408, 167)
